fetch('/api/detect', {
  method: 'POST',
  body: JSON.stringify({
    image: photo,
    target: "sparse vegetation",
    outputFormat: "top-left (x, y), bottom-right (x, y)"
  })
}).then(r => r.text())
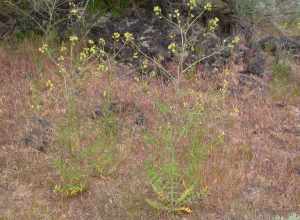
top-left (0, 0), bottom-right (299, 219)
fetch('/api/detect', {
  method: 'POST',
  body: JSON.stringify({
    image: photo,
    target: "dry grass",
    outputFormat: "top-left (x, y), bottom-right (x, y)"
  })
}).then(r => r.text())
top-left (0, 40), bottom-right (300, 220)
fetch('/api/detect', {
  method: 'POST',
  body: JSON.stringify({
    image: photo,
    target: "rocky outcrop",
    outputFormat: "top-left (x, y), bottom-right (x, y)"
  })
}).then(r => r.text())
top-left (0, 13), bottom-right (15, 40)
top-left (257, 36), bottom-right (300, 59)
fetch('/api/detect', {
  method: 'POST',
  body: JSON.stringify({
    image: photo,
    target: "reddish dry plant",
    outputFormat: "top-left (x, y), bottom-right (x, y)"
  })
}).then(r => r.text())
top-left (0, 42), bottom-right (300, 219)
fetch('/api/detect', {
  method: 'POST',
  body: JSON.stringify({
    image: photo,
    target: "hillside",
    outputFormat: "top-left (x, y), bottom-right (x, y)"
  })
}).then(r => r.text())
top-left (0, 1), bottom-right (300, 219)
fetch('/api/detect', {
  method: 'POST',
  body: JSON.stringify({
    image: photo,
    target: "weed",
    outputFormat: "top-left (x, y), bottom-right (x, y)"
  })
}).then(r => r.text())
top-left (270, 61), bottom-right (300, 101)
top-left (119, 1), bottom-right (240, 86)
top-left (35, 32), bottom-right (123, 197)
top-left (52, 88), bottom-right (122, 196)
top-left (274, 213), bottom-right (300, 220)
top-left (53, 158), bottom-right (87, 197)
top-left (143, 95), bottom-right (221, 214)
top-left (272, 62), bottom-right (291, 82)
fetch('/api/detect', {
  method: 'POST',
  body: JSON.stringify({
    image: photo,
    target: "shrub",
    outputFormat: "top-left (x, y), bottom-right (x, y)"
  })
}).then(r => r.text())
top-left (274, 213), bottom-right (300, 220)
top-left (271, 61), bottom-right (291, 82)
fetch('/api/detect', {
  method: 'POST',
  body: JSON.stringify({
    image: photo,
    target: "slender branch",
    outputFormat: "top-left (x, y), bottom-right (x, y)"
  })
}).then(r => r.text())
top-left (182, 48), bottom-right (225, 74)
top-left (185, 11), bottom-right (205, 35)
top-left (129, 42), bottom-right (175, 81)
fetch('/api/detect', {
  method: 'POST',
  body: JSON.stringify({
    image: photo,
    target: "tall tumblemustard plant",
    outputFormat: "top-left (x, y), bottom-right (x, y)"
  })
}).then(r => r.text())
top-left (125, 2), bottom-right (237, 90)
top-left (144, 97), bottom-right (213, 214)
top-left (38, 35), bottom-right (122, 197)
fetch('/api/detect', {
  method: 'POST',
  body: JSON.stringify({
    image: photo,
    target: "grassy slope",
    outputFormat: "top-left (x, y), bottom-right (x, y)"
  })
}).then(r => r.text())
top-left (0, 38), bottom-right (300, 220)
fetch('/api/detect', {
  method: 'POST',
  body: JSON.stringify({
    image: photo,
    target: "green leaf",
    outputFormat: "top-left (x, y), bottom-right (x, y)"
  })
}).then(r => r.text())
top-left (175, 185), bottom-right (194, 205)
top-left (145, 198), bottom-right (170, 211)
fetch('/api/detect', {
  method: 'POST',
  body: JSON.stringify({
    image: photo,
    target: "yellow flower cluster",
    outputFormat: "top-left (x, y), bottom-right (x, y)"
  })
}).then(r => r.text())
top-left (204, 2), bottom-right (213, 12)
top-left (79, 42), bottom-right (97, 62)
top-left (133, 52), bottom-right (139, 59)
top-left (70, 8), bottom-right (78, 15)
top-left (99, 38), bottom-right (106, 46)
top-left (97, 63), bottom-right (108, 72)
top-left (69, 1), bottom-right (82, 19)
top-left (112, 32), bottom-right (120, 42)
top-left (232, 36), bottom-right (240, 44)
top-left (168, 42), bottom-right (177, 53)
top-left (38, 43), bottom-right (48, 54)
top-left (46, 79), bottom-right (54, 91)
top-left (124, 32), bottom-right (134, 43)
top-left (174, 9), bottom-right (180, 18)
top-left (112, 32), bottom-right (134, 43)
top-left (142, 59), bottom-right (149, 69)
top-left (207, 17), bottom-right (219, 32)
top-left (60, 45), bottom-right (67, 53)
top-left (58, 55), bottom-right (65, 62)
top-left (187, 0), bottom-right (197, 10)
top-left (69, 35), bottom-right (79, 44)
top-left (88, 39), bottom-right (94, 45)
top-left (228, 36), bottom-right (241, 48)
top-left (153, 6), bottom-right (162, 16)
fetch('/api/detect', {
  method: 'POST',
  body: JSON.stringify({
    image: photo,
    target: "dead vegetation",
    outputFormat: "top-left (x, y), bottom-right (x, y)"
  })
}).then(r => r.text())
top-left (0, 39), bottom-right (300, 220)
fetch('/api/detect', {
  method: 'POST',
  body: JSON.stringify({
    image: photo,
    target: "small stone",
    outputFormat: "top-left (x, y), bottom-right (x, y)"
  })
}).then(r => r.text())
top-left (135, 113), bottom-right (145, 126)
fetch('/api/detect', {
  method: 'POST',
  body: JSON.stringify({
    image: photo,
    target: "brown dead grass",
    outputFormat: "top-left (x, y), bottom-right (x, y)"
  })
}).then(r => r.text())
top-left (0, 41), bottom-right (300, 220)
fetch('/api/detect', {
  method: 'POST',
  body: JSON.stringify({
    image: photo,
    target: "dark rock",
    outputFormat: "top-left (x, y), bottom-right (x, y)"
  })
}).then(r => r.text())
top-left (279, 36), bottom-right (300, 54)
top-left (0, 13), bottom-right (16, 39)
top-left (22, 116), bottom-right (53, 153)
top-left (245, 50), bottom-right (265, 76)
top-left (91, 105), bottom-right (104, 119)
top-left (89, 7), bottom-right (234, 76)
top-left (234, 43), bottom-right (250, 64)
top-left (258, 36), bottom-right (300, 56)
top-left (257, 36), bottom-right (280, 55)
top-left (135, 113), bottom-right (145, 126)
top-left (90, 13), bottom-right (173, 67)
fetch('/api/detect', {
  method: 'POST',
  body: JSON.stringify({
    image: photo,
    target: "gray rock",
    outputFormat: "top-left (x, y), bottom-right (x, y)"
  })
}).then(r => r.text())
top-left (246, 50), bottom-right (265, 76)
top-left (0, 13), bottom-right (15, 39)
top-left (258, 36), bottom-right (300, 56)
top-left (22, 116), bottom-right (53, 153)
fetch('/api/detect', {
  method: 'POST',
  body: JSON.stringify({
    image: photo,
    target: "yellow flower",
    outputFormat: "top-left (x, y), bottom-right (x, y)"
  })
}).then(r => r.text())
top-left (89, 45), bottom-right (97, 55)
top-left (176, 207), bottom-right (192, 214)
top-left (97, 64), bottom-right (108, 72)
top-left (46, 80), bottom-right (54, 91)
top-left (99, 38), bottom-right (106, 45)
top-left (224, 68), bottom-right (231, 76)
top-left (188, 0), bottom-right (197, 10)
top-left (142, 59), bottom-right (149, 69)
top-left (168, 42), bottom-right (177, 53)
top-left (124, 32), bottom-right (134, 43)
top-left (80, 51), bottom-right (87, 61)
top-left (60, 45), bottom-right (67, 53)
top-left (88, 39), bottom-right (94, 45)
top-left (232, 36), bottom-right (240, 45)
top-left (38, 43), bottom-right (48, 54)
top-left (233, 106), bottom-right (239, 114)
top-left (174, 9), bottom-right (180, 17)
top-left (112, 32), bottom-right (120, 42)
top-left (70, 8), bottom-right (78, 15)
top-left (204, 2), bottom-right (213, 12)
top-left (207, 17), bottom-right (219, 32)
top-left (133, 52), bottom-right (139, 59)
top-left (153, 6), bottom-right (162, 16)
top-left (58, 55), bottom-right (65, 62)
top-left (69, 35), bottom-right (79, 42)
